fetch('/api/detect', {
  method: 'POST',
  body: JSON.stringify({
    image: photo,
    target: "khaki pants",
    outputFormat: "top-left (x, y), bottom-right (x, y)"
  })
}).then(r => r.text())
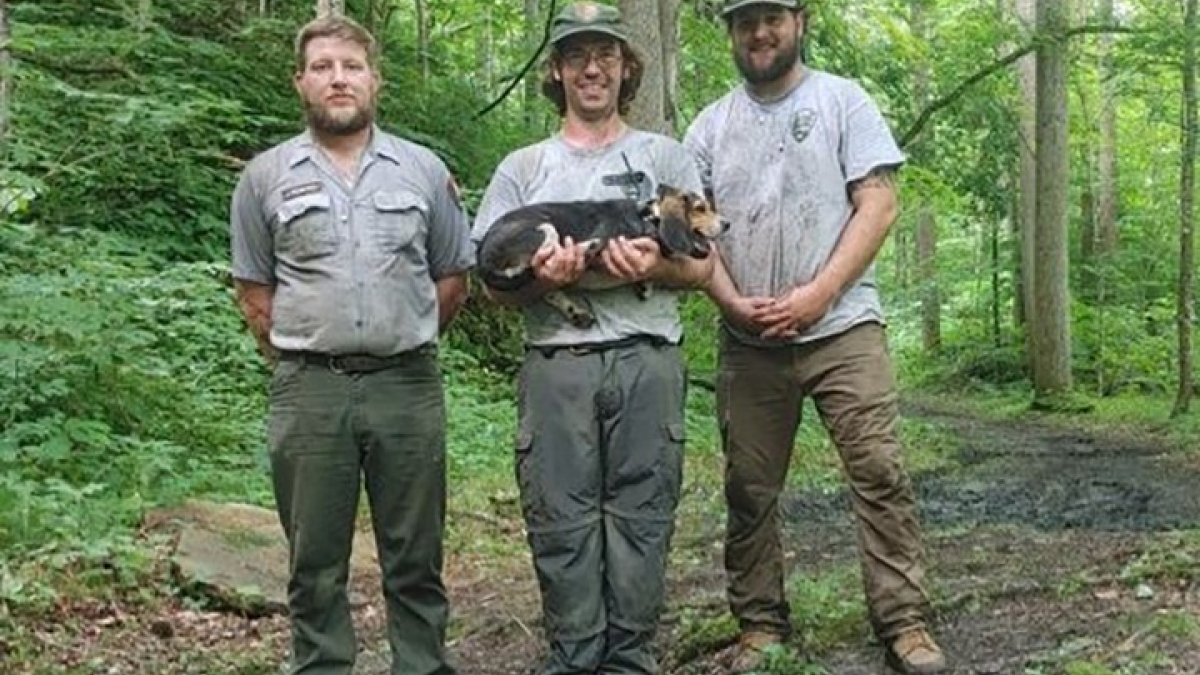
top-left (717, 322), bottom-right (930, 640)
top-left (516, 341), bottom-right (686, 675)
top-left (268, 351), bottom-right (454, 675)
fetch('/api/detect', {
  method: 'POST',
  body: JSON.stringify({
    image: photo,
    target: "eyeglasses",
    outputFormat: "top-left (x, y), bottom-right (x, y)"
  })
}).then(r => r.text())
top-left (559, 45), bottom-right (622, 70)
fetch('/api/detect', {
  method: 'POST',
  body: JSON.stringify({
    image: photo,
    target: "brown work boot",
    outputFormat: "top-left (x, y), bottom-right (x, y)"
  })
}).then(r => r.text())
top-left (885, 628), bottom-right (947, 674)
top-left (728, 630), bottom-right (784, 673)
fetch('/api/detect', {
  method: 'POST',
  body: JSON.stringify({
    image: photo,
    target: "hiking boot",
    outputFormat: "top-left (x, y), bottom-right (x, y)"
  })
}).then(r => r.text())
top-left (728, 630), bottom-right (784, 673)
top-left (885, 628), bottom-right (947, 674)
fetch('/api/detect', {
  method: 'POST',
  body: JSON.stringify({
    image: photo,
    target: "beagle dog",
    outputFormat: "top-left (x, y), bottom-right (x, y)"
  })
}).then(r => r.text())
top-left (477, 184), bottom-right (725, 327)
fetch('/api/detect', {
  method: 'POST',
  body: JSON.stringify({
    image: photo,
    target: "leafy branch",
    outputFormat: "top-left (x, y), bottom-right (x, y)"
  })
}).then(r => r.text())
top-left (474, 0), bottom-right (559, 119)
top-left (900, 23), bottom-right (1146, 148)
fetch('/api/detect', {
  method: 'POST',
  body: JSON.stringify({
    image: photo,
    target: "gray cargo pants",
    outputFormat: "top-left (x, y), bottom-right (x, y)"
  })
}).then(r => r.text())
top-left (516, 339), bottom-right (686, 675)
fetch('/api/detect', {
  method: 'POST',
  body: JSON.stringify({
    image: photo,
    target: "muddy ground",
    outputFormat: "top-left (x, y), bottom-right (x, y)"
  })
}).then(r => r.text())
top-left (445, 407), bottom-right (1200, 675)
top-left (8, 406), bottom-right (1199, 675)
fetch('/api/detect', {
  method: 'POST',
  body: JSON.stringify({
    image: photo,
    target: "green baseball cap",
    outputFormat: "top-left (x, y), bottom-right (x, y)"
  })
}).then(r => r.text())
top-left (550, 2), bottom-right (628, 45)
top-left (720, 0), bottom-right (802, 16)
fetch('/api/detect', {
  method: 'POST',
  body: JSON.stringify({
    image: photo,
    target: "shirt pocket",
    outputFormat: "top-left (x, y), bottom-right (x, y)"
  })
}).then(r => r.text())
top-left (275, 193), bottom-right (337, 261)
top-left (370, 190), bottom-right (425, 252)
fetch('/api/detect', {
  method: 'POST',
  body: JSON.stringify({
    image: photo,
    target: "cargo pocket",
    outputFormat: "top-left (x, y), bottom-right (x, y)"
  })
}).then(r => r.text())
top-left (370, 190), bottom-right (423, 252)
top-left (276, 193), bottom-right (337, 261)
top-left (513, 423), bottom-right (541, 525)
top-left (659, 421), bottom-right (686, 513)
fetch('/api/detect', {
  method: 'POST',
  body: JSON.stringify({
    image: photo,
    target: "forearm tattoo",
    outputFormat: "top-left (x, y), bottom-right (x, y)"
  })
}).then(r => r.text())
top-left (848, 166), bottom-right (897, 196)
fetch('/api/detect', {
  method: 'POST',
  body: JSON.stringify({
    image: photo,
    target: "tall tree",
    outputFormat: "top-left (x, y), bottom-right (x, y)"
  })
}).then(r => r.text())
top-left (912, 0), bottom-right (940, 353)
top-left (1015, 0), bottom-right (1037, 331)
top-left (619, 0), bottom-right (677, 135)
top-left (137, 0), bottom-right (152, 32)
top-left (1095, 0), bottom-right (1118, 258)
top-left (1173, 0), bottom-right (1198, 417)
top-left (524, 0), bottom-right (541, 124)
top-left (1031, 0), bottom-right (1073, 399)
top-left (0, 0), bottom-right (8, 157)
top-left (657, 0), bottom-right (680, 132)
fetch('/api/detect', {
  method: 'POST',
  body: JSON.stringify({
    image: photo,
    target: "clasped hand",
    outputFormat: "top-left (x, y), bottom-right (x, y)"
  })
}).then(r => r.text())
top-left (724, 282), bottom-right (835, 340)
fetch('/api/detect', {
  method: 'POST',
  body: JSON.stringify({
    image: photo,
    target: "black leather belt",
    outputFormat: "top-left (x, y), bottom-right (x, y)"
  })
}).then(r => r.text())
top-left (527, 334), bottom-right (677, 358)
top-left (279, 345), bottom-right (432, 374)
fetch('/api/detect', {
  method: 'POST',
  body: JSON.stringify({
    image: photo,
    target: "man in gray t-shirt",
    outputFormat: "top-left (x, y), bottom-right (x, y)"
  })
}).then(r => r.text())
top-left (229, 16), bottom-right (471, 675)
top-left (684, 2), bottom-right (946, 674)
top-left (473, 4), bottom-right (712, 674)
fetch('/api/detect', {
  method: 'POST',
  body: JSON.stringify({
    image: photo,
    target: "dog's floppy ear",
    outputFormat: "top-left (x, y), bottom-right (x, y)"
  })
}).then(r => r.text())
top-left (656, 213), bottom-right (694, 258)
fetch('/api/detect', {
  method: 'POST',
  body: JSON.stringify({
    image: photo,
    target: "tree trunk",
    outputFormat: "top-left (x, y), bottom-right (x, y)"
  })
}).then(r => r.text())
top-left (1016, 0), bottom-right (1037, 333)
top-left (1095, 0), bottom-right (1118, 257)
top-left (523, 0), bottom-right (541, 125)
top-left (911, 0), bottom-right (940, 353)
top-left (0, 0), bottom-right (8, 158)
top-left (260, 0), bottom-right (269, 17)
top-left (137, 0), bottom-right (152, 32)
top-left (415, 0), bottom-right (429, 81)
top-left (658, 0), bottom-right (680, 133)
top-left (619, 0), bottom-right (672, 134)
top-left (1031, 0), bottom-right (1073, 399)
top-left (316, 0), bottom-right (345, 18)
top-left (1079, 141), bottom-right (1096, 299)
top-left (992, 215), bottom-right (1003, 347)
top-left (1173, 0), bottom-right (1197, 417)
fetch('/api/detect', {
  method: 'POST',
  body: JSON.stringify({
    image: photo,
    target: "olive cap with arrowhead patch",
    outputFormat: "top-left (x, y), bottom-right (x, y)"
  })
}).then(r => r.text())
top-left (550, 2), bottom-right (629, 45)
top-left (720, 0), bottom-right (802, 16)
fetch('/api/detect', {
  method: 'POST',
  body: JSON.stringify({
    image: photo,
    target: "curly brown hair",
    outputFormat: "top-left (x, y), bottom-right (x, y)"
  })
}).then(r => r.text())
top-left (539, 40), bottom-right (645, 118)
top-left (294, 16), bottom-right (380, 72)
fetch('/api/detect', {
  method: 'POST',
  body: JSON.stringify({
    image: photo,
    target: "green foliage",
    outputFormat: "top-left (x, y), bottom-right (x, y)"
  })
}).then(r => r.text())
top-left (0, 227), bottom-right (270, 567)
top-left (1119, 531), bottom-right (1200, 584)
top-left (786, 567), bottom-right (868, 653)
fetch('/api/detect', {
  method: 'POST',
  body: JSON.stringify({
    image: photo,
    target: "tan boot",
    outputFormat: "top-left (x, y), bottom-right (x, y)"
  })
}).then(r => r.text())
top-left (885, 628), bottom-right (947, 675)
top-left (728, 630), bottom-right (784, 673)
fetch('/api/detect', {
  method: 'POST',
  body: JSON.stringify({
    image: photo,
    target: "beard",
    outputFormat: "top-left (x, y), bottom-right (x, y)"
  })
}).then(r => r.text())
top-left (734, 38), bottom-right (802, 86)
top-left (304, 97), bottom-right (375, 136)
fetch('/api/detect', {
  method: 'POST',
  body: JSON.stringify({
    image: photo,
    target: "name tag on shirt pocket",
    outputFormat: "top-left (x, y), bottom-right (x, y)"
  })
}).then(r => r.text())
top-left (371, 191), bottom-right (424, 251)
top-left (276, 192), bottom-right (337, 260)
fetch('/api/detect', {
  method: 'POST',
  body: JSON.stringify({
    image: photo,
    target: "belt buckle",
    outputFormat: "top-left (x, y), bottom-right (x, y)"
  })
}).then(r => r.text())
top-left (328, 355), bottom-right (349, 374)
top-left (567, 345), bottom-right (593, 357)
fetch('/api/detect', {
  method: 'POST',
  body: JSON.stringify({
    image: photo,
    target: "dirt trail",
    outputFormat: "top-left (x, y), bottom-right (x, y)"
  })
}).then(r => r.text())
top-left (449, 408), bottom-right (1200, 675)
top-left (10, 408), bottom-right (1197, 675)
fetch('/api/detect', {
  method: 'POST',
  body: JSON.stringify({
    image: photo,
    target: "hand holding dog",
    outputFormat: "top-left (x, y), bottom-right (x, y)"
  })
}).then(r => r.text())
top-left (532, 237), bottom-right (588, 288)
top-left (755, 281), bottom-right (837, 339)
top-left (601, 236), bottom-right (662, 282)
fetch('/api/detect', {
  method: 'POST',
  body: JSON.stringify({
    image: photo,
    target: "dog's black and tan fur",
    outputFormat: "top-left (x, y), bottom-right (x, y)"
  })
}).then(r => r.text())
top-left (478, 185), bottom-right (725, 327)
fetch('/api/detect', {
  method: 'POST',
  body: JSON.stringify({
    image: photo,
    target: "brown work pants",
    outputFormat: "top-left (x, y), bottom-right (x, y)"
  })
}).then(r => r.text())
top-left (716, 321), bottom-right (930, 640)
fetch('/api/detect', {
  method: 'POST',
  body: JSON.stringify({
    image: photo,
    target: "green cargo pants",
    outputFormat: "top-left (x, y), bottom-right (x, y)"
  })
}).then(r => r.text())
top-left (516, 339), bottom-right (686, 675)
top-left (268, 349), bottom-right (454, 675)
top-left (717, 322), bottom-right (931, 640)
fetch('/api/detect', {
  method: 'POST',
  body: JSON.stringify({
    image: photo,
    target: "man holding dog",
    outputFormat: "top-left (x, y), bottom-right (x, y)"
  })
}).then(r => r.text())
top-left (230, 15), bottom-right (472, 675)
top-left (684, 1), bottom-right (946, 673)
top-left (472, 3), bottom-right (714, 673)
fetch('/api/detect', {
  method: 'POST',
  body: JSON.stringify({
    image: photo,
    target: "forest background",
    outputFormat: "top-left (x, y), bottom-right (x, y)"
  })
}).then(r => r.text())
top-left (0, 0), bottom-right (1198, 673)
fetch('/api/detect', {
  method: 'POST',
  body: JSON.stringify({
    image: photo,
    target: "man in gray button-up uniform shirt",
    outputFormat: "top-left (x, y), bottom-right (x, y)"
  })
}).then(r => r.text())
top-left (230, 15), bottom-right (472, 675)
